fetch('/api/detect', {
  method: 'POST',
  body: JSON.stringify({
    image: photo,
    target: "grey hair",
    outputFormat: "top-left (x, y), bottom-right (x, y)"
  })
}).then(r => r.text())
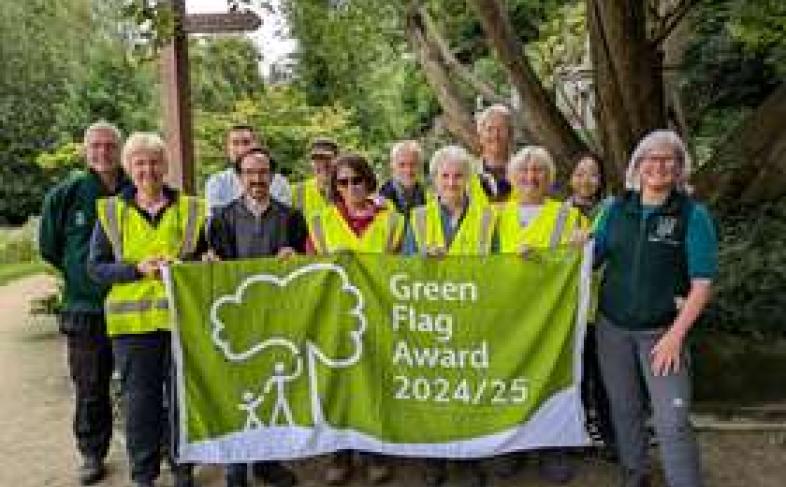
top-left (476, 103), bottom-right (512, 132)
top-left (429, 145), bottom-right (473, 182)
top-left (508, 145), bottom-right (556, 184)
top-left (83, 120), bottom-right (122, 145)
top-left (121, 132), bottom-right (168, 173)
top-left (390, 140), bottom-right (422, 165)
top-left (625, 129), bottom-right (691, 191)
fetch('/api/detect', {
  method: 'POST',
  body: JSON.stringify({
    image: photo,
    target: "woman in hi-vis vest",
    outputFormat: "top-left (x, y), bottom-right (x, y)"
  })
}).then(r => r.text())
top-left (87, 133), bottom-right (207, 487)
top-left (401, 145), bottom-right (497, 487)
top-left (305, 153), bottom-right (402, 485)
top-left (494, 146), bottom-right (588, 485)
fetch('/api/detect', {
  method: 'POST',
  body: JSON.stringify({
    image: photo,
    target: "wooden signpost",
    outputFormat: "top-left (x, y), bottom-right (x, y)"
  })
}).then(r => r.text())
top-left (160, 0), bottom-right (262, 195)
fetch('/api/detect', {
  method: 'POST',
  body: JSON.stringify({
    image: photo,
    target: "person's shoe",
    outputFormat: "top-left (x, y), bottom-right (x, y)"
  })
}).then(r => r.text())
top-left (225, 462), bottom-right (248, 487)
top-left (539, 451), bottom-right (576, 484)
top-left (621, 468), bottom-right (651, 487)
top-left (422, 460), bottom-right (447, 487)
top-left (367, 463), bottom-right (392, 485)
top-left (79, 456), bottom-right (106, 485)
top-left (173, 466), bottom-right (195, 487)
top-left (252, 461), bottom-right (297, 487)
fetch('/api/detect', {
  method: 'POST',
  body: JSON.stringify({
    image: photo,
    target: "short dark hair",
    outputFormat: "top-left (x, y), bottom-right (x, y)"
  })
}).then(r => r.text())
top-left (227, 124), bottom-right (262, 144)
top-left (570, 151), bottom-right (607, 199)
top-left (228, 124), bottom-right (256, 135)
top-left (234, 146), bottom-right (276, 174)
top-left (329, 153), bottom-right (377, 202)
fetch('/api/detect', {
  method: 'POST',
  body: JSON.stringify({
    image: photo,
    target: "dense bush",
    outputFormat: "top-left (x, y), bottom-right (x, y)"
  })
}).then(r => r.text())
top-left (701, 197), bottom-right (786, 338)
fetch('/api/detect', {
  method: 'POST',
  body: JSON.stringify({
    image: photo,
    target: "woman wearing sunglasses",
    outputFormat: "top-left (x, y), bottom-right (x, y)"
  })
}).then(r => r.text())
top-left (305, 153), bottom-right (403, 485)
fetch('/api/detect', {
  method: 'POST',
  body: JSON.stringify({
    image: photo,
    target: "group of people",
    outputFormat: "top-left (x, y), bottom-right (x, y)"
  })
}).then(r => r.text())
top-left (39, 103), bottom-right (717, 487)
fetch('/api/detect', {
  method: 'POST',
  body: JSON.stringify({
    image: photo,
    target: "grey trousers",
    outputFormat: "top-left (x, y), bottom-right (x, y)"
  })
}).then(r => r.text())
top-left (596, 315), bottom-right (703, 487)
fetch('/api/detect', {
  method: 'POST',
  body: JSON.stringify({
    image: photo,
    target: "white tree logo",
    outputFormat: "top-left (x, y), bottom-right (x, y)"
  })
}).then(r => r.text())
top-left (210, 262), bottom-right (366, 429)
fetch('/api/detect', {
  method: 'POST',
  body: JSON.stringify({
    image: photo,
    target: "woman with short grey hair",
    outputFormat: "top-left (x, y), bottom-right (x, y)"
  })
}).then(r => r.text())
top-left (594, 129), bottom-right (717, 487)
top-left (625, 129), bottom-right (692, 191)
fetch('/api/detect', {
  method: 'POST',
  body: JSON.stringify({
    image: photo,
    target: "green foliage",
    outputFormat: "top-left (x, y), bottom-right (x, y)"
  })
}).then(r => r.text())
top-left (726, 0), bottom-right (786, 76)
top-left (194, 85), bottom-right (362, 187)
top-left (526, 2), bottom-right (586, 90)
top-left (0, 0), bottom-right (158, 223)
top-left (0, 219), bottom-right (41, 264)
top-left (190, 36), bottom-right (266, 112)
top-left (681, 0), bottom-right (786, 166)
top-left (283, 0), bottom-right (439, 161)
top-left (703, 198), bottom-right (786, 338)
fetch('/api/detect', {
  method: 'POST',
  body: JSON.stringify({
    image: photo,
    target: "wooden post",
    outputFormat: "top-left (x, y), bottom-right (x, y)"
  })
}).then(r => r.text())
top-left (160, 0), bottom-right (195, 194)
top-left (159, 4), bottom-right (261, 195)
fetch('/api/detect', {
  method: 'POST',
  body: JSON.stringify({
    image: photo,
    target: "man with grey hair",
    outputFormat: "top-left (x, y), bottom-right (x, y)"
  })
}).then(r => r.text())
top-left (39, 121), bottom-right (128, 485)
top-left (379, 140), bottom-right (426, 215)
top-left (475, 104), bottom-right (514, 202)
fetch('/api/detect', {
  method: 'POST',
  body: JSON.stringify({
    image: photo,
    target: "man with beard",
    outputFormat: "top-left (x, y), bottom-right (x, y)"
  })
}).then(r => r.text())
top-left (207, 146), bottom-right (307, 487)
top-left (205, 124), bottom-right (292, 214)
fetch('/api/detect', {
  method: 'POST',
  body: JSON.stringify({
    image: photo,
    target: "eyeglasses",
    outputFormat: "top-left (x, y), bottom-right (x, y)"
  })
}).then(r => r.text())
top-left (336, 176), bottom-right (365, 187)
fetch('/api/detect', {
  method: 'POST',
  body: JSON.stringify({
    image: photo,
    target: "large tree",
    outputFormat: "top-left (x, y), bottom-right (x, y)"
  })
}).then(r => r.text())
top-left (405, 0), bottom-right (786, 202)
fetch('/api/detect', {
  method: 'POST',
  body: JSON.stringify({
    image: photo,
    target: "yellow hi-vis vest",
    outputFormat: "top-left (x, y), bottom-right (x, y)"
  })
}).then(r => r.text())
top-left (308, 205), bottom-right (404, 255)
top-left (96, 195), bottom-right (206, 336)
top-left (411, 198), bottom-right (497, 256)
top-left (497, 198), bottom-right (587, 252)
top-left (292, 178), bottom-right (329, 219)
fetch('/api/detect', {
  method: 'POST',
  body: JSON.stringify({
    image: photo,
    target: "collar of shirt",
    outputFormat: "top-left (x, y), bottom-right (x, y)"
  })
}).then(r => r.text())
top-left (438, 196), bottom-right (468, 230)
top-left (243, 194), bottom-right (271, 219)
top-left (517, 203), bottom-right (543, 227)
top-left (120, 184), bottom-right (178, 224)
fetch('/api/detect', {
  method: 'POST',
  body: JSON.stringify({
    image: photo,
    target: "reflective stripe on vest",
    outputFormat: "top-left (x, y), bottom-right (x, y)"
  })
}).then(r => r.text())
top-left (548, 201), bottom-right (572, 249)
top-left (103, 197), bottom-right (123, 261)
top-left (180, 196), bottom-right (200, 257)
top-left (498, 198), bottom-right (582, 252)
top-left (97, 195), bottom-right (206, 336)
top-left (309, 213), bottom-right (328, 254)
top-left (309, 205), bottom-right (401, 254)
top-left (412, 199), bottom-right (495, 256)
top-left (105, 298), bottom-right (169, 314)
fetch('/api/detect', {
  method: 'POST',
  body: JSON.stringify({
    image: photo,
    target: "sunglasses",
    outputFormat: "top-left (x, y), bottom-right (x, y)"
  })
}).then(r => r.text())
top-left (336, 176), bottom-right (365, 187)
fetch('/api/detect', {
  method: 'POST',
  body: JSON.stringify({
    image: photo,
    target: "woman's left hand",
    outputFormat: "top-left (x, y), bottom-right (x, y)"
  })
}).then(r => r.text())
top-left (650, 329), bottom-right (685, 377)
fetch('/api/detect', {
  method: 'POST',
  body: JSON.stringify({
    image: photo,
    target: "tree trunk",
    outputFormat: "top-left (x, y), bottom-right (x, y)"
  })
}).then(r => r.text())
top-left (693, 82), bottom-right (786, 205)
top-left (467, 0), bottom-right (586, 174)
top-left (587, 0), bottom-right (668, 188)
top-left (405, 6), bottom-right (479, 152)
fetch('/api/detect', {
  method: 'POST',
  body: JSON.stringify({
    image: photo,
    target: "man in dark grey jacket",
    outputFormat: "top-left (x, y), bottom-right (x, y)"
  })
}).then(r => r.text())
top-left (39, 121), bottom-right (128, 485)
top-left (207, 146), bottom-right (306, 487)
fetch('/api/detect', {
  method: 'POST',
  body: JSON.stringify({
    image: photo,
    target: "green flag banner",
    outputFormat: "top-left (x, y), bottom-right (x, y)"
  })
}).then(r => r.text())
top-left (166, 245), bottom-right (593, 463)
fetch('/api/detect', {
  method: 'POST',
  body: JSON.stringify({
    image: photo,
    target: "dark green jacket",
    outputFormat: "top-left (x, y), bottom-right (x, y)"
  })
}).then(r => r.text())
top-left (39, 169), bottom-right (125, 313)
top-left (599, 190), bottom-right (693, 330)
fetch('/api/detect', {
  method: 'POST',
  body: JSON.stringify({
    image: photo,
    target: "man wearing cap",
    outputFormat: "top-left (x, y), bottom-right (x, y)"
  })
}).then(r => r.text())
top-left (205, 124), bottom-right (292, 215)
top-left (291, 138), bottom-right (339, 218)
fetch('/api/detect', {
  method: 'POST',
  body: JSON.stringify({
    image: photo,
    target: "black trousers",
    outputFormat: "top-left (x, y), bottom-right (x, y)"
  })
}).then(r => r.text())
top-left (113, 330), bottom-right (183, 483)
top-left (62, 312), bottom-right (114, 462)
top-left (582, 325), bottom-right (616, 450)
